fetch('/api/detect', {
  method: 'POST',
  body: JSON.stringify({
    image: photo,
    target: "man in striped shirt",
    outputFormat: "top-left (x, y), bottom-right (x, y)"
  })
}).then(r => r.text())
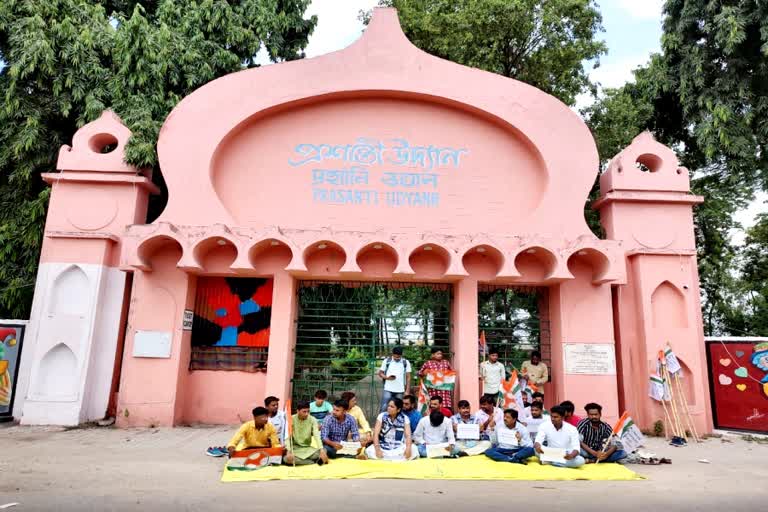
top-left (577, 402), bottom-right (627, 463)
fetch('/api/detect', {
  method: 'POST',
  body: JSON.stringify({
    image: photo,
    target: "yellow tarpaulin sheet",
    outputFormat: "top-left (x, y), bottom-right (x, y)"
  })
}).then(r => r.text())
top-left (221, 456), bottom-right (644, 482)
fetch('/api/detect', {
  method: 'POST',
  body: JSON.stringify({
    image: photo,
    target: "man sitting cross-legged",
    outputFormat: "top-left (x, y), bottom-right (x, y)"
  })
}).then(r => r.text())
top-left (484, 408), bottom-right (535, 465)
top-left (533, 405), bottom-right (585, 468)
top-left (413, 410), bottom-right (457, 458)
top-left (226, 406), bottom-right (281, 457)
top-left (577, 402), bottom-right (627, 464)
top-left (451, 400), bottom-right (492, 456)
top-left (321, 399), bottom-right (363, 459)
top-left (283, 401), bottom-right (329, 466)
top-left (475, 395), bottom-right (505, 441)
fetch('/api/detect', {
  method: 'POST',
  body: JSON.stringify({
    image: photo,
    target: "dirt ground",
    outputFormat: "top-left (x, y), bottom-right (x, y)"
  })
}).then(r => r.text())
top-left (0, 423), bottom-right (766, 511)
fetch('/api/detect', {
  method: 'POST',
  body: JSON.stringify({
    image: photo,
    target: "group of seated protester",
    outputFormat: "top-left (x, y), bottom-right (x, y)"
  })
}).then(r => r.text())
top-left (210, 391), bottom-right (626, 468)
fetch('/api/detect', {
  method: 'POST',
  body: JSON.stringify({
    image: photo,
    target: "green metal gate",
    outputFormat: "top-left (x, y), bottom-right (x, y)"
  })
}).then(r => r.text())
top-left (291, 281), bottom-right (452, 420)
top-left (478, 285), bottom-right (550, 375)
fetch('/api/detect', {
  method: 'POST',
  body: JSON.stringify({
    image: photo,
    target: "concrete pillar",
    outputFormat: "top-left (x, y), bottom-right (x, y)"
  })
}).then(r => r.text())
top-left (264, 271), bottom-right (298, 402)
top-left (17, 112), bottom-right (156, 425)
top-left (452, 277), bottom-right (479, 409)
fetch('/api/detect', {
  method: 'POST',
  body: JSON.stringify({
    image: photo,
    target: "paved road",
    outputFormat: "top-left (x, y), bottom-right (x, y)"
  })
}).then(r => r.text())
top-left (0, 424), bottom-right (766, 511)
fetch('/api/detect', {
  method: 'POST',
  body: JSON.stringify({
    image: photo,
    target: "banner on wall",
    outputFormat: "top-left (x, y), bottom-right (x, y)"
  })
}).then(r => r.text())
top-left (190, 277), bottom-right (273, 372)
top-left (706, 340), bottom-right (768, 433)
top-left (0, 322), bottom-right (26, 419)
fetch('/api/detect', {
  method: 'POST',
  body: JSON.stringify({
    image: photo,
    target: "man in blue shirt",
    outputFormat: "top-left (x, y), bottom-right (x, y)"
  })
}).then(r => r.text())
top-left (321, 399), bottom-right (361, 459)
top-left (484, 408), bottom-right (535, 464)
top-left (402, 394), bottom-right (422, 428)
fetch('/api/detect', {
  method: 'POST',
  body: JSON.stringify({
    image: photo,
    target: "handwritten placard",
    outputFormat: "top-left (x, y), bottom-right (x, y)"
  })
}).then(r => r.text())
top-left (456, 423), bottom-right (480, 440)
top-left (288, 137), bottom-right (469, 209)
top-left (497, 429), bottom-right (519, 447)
top-left (563, 343), bottom-right (616, 375)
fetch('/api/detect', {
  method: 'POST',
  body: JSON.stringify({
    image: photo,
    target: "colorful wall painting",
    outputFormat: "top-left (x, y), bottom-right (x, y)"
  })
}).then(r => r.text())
top-left (0, 324), bottom-right (25, 418)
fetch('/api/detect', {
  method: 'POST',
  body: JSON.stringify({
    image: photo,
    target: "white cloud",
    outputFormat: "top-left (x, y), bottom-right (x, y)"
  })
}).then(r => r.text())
top-left (304, 0), bottom-right (380, 58)
top-left (614, 0), bottom-right (664, 21)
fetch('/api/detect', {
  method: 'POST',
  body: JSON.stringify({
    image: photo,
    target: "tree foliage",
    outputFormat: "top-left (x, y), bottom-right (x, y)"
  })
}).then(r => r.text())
top-left (368, 0), bottom-right (607, 106)
top-left (0, 0), bottom-right (316, 317)
top-left (583, 0), bottom-right (768, 335)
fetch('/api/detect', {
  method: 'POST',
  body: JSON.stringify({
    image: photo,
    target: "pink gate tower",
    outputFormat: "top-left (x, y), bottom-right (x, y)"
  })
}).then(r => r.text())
top-left (14, 8), bottom-right (711, 433)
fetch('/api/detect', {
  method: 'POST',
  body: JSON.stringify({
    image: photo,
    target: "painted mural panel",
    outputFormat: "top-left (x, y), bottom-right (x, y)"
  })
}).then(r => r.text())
top-left (190, 278), bottom-right (272, 372)
top-left (0, 324), bottom-right (25, 417)
top-left (707, 341), bottom-right (768, 433)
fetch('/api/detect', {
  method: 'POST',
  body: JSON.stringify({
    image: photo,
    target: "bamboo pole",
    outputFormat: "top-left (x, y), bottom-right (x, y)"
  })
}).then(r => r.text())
top-left (674, 372), bottom-right (701, 442)
top-left (661, 362), bottom-right (686, 440)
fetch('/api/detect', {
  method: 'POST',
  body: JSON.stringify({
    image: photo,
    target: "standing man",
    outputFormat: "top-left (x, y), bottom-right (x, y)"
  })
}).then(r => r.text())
top-left (480, 347), bottom-right (506, 404)
top-left (578, 403), bottom-right (627, 463)
top-left (377, 346), bottom-right (411, 412)
top-left (521, 350), bottom-right (548, 388)
top-left (265, 396), bottom-right (286, 444)
top-left (284, 401), bottom-right (328, 466)
top-left (534, 405), bottom-right (585, 468)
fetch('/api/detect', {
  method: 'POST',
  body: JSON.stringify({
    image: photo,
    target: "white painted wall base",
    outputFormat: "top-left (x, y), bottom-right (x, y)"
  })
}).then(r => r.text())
top-left (16, 262), bottom-right (126, 425)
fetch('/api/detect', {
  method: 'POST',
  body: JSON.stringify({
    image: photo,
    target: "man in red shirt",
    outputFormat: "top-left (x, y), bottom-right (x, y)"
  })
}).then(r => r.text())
top-left (560, 401), bottom-right (582, 426)
top-left (429, 395), bottom-right (453, 418)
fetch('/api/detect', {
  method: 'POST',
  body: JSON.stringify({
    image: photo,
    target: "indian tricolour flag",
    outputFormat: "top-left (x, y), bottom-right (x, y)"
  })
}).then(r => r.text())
top-left (648, 373), bottom-right (666, 402)
top-left (425, 369), bottom-right (457, 391)
top-left (499, 370), bottom-right (525, 412)
top-left (664, 345), bottom-right (682, 374)
top-left (417, 379), bottom-right (430, 415)
top-left (612, 411), bottom-right (645, 454)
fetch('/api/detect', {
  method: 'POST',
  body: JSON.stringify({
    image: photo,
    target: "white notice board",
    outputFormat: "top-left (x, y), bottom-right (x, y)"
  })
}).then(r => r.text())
top-left (563, 343), bottom-right (616, 375)
top-left (133, 330), bottom-right (172, 358)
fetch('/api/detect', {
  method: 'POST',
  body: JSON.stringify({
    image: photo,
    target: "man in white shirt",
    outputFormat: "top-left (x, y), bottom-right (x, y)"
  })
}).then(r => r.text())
top-left (413, 410), bottom-right (457, 458)
top-left (479, 347), bottom-right (506, 403)
top-left (265, 396), bottom-right (286, 444)
top-left (525, 402), bottom-right (548, 442)
top-left (475, 395), bottom-right (505, 441)
top-left (484, 408), bottom-right (535, 464)
top-left (377, 346), bottom-right (412, 412)
top-left (534, 405), bottom-right (585, 468)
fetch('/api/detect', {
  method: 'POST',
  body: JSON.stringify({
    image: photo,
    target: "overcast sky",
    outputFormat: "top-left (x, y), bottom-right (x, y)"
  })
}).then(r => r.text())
top-left (296, 0), bottom-right (765, 239)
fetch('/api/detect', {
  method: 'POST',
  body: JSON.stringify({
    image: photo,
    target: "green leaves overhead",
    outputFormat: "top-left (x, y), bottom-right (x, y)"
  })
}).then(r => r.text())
top-left (0, 0), bottom-right (316, 318)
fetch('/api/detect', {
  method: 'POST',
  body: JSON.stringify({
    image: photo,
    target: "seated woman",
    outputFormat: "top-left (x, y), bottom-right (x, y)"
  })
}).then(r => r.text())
top-left (341, 391), bottom-right (372, 445)
top-left (365, 397), bottom-right (418, 461)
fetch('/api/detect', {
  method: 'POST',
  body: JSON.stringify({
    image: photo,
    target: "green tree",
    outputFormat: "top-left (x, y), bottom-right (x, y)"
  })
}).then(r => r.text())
top-left (729, 214), bottom-right (768, 335)
top-left (583, 0), bottom-right (768, 335)
top-left (0, 0), bottom-right (316, 318)
top-left (367, 0), bottom-right (607, 106)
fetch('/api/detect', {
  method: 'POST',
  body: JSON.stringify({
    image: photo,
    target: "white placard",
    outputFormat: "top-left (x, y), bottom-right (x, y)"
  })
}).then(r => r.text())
top-left (497, 429), bottom-right (519, 447)
top-left (563, 343), bottom-right (616, 375)
top-left (456, 423), bottom-right (480, 440)
top-left (539, 446), bottom-right (566, 464)
top-left (182, 310), bottom-right (194, 331)
top-left (426, 443), bottom-right (451, 458)
top-left (133, 330), bottom-right (172, 358)
top-left (338, 441), bottom-right (361, 456)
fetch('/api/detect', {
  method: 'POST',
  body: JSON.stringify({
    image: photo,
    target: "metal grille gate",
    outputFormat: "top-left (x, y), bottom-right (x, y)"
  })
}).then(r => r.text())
top-left (291, 281), bottom-right (452, 420)
top-left (478, 285), bottom-right (550, 375)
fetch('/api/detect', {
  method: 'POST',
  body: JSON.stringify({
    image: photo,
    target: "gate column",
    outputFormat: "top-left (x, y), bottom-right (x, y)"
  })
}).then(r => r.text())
top-left (264, 271), bottom-right (298, 402)
top-left (452, 277), bottom-right (480, 409)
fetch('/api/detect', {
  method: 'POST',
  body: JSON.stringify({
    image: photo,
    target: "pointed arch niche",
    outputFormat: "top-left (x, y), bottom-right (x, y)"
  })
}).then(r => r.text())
top-left (49, 265), bottom-right (91, 316)
top-left (651, 281), bottom-right (688, 329)
top-left (34, 343), bottom-right (79, 399)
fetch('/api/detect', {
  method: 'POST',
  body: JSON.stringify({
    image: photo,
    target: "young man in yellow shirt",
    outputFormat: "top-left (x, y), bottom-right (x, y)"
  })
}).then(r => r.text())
top-left (521, 350), bottom-right (548, 388)
top-left (226, 406), bottom-right (281, 456)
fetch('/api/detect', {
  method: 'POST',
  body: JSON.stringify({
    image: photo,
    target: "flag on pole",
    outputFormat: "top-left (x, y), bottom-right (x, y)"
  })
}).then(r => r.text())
top-left (664, 345), bottom-right (682, 374)
top-left (417, 379), bottom-right (430, 415)
top-left (479, 331), bottom-right (488, 360)
top-left (522, 379), bottom-right (539, 402)
top-left (424, 369), bottom-right (457, 391)
top-left (612, 411), bottom-right (645, 453)
top-left (499, 370), bottom-right (525, 411)
top-left (284, 399), bottom-right (293, 450)
top-left (648, 374), bottom-right (666, 401)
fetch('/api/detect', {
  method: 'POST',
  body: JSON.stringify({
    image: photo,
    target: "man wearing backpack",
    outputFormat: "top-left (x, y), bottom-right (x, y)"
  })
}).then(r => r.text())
top-left (377, 346), bottom-right (412, 412)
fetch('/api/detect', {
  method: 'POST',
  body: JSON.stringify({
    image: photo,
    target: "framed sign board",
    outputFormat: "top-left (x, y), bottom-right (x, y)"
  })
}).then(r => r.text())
top-left (563, 343), bottom-right (616, 375)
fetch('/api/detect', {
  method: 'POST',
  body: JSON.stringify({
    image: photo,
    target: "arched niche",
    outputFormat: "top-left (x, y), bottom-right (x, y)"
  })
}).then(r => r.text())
top-left (513, 247), bottom-right (557, 283)
top-left (651, 281), bottom-right (688, 329)
top-left (356, 242), bottom-right (398, 277)
top-left (304, 241), bottom-right (346, 276)
top-left (250, 239), bottom-right (293, 274)
top-left (462, 245), bottom-right (503, 280)
top-left (50, 265), bottom-right (90, 316)
top-left (137, 235), bottom-right (185, 270)
top-left (566, 248), bottom-right (611, 283)
top-left (409, 244), bottom-right (450, 279)
top-left (34, 343), bottom-right (79, 399)
top-left (193, 237), bottom-right (238, 273)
